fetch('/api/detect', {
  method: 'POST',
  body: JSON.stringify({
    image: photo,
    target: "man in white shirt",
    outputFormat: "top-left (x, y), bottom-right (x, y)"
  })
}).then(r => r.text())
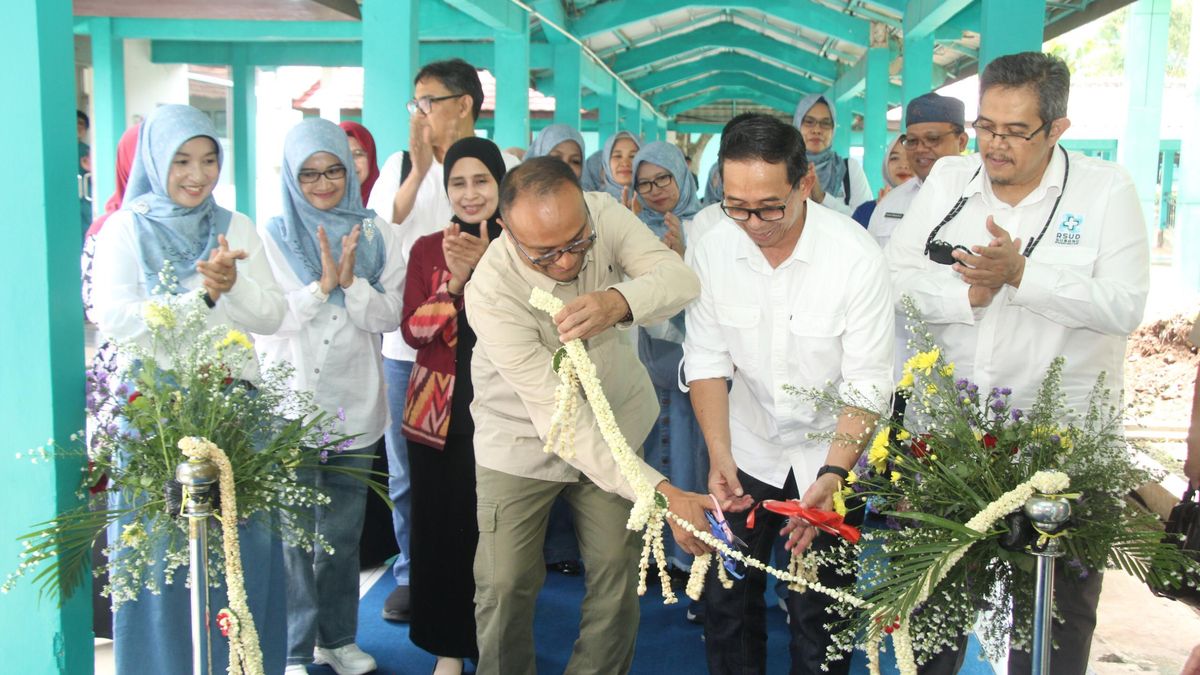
top-left (684, 114), bottom-right (893, 674)
top-left (868, 93), bottom-right (969, 250)
top-left (886, 52), bottom-right (1150, 674)
top-left (366, 58), bottom-right (518, 621)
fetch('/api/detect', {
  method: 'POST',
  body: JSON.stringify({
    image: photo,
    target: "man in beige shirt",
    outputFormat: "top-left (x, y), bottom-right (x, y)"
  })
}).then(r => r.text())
top-left (466, 157), bottom-right (713, 674)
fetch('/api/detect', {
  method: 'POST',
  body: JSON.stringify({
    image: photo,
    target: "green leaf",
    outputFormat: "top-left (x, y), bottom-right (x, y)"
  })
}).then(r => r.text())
top-left (552, 347), bottom-right (567, 373)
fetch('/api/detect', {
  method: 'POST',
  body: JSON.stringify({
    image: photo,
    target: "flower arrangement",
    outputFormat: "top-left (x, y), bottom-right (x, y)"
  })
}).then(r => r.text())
top-left (4, 267), bottom-right (383, 609)
top-left (791, 298), bottom-right (1200, 672)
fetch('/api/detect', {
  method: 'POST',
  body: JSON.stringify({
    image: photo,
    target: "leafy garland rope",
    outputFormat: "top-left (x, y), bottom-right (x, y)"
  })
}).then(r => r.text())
top-left (178, 437), bottom-right (264, 675)
top-left (528, 288), bottom-right (1070, 673)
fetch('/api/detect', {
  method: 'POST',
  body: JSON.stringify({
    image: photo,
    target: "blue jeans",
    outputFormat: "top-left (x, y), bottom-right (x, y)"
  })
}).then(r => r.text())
top-left (284, 450), bottom-right (374, 664)
top-left (383, 357), bottom-right (413, 585)
top-left (644, 382), bottom-right (709, 569)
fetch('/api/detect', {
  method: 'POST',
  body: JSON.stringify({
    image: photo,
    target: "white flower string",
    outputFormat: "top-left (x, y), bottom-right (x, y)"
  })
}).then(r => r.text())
top-left (179, 437), bottom-right (264, 675)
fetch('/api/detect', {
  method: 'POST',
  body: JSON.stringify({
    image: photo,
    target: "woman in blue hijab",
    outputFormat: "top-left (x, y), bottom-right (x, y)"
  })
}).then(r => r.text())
top-left (600, 131), bottom-right (641, 210)
top-left (256, 117), bottom-right (407, 675)
top-left (792, 93), bottom-right (871, 217)
top-left (526, 124), bottom-right (585, 178)
top-left (91, 103), bottom-right (288, 674)
top-left (581, 149), bottom-right (605, 191)
top-left (628, 141), bottom-right (709, 588)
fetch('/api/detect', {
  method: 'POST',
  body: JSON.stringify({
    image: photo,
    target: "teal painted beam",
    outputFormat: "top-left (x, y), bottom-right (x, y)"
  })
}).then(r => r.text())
top-left (863, 47), bottom-right (890, 194)
top-left (443, 0), bottom-right (526, 33)
top-left (903, 0), bottom-right (974, 40)
top-left (833, 99), bottom-right (853, 155)
top-left (979, 0), bottom-right (1046, 71)
top-left (230, 45), bottom-right (256, 220)
top-left (1121, 0), bottom-right (1172, 242)
top-left (553, 44), bottom-right (582, 128)
top-left (91, 16), bottom-right (126, 217)
top-left (85, 17), bottom-right (363, 41)
top-left (666, 87), bottom-right (795, 116)
top-left (652, 71), bottom-right (804, 107)
top-left (531, 0), bottom-right (570, 44)
top-left (611, 23), bottom-right (838, 83)
top-left (573, 0), bottom-right (870, 48)
top-left (494, 22), bottom-right (531, 148)
top-left (901, 34), bottom-right (933, 126)
top-left (599, 81), bottom-right (620, 149)
top-left (1, 2), bottom-right (91, 673)
top-left (363, 0), bottom-right (418, 158)
top-left (150, 40), bottom-right (496, 70)
top-left (670, 122), bottom-right (728, 134)
top-left (630, 52), bottom-right (821, 97)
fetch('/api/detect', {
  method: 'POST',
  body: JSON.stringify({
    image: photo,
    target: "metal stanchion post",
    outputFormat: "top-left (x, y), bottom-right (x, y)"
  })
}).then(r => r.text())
top-left (1023, 495), bottom-right (1072, 675)
top-left (177, 458), bottom-right (220, 675)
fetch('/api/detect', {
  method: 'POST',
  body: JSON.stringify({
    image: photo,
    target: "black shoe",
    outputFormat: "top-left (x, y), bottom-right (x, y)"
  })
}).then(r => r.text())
top-left (546, 560), bottom-right (582, 576)
top-left (382, 585), bottom-right (411, 622)
top-left (685, 599), bottom-right (705, 624)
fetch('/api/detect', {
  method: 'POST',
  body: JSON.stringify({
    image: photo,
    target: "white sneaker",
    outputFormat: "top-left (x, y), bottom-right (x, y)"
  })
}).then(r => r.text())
top-left (314, 643), bottom-right (377, 675)
top-left (284, 666), bottom-right (310, 675)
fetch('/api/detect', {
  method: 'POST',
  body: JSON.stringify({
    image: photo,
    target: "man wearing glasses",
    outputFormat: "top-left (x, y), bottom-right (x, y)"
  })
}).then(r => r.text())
top-left (683, 114), bottom-right (893, 674)
top-left (885, 52), bottom-right (1149, 673)
top-left (367, 58), bottom-right (521, 623)
top-left (464, 157), bottom-right (715, 674)
top-left (868, 92), bottom-right (968, 250)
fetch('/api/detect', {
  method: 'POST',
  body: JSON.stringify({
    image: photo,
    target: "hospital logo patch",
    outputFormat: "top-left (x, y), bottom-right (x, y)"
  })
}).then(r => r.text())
top-left (1054, 213), bottom-right (1084, 245)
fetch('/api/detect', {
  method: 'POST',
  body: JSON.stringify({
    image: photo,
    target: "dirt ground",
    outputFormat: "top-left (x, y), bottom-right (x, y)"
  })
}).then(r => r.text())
top-left (1126, 312), bottom-right (1198, 430)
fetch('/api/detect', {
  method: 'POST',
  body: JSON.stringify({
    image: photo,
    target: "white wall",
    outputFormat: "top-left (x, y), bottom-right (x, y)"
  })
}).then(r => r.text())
top-left (122, 39), bottom-right (189, 128)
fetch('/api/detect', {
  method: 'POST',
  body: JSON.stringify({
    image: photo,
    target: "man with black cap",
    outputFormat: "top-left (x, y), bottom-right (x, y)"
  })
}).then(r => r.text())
top-left (868, 92), bottom-right (969, 249)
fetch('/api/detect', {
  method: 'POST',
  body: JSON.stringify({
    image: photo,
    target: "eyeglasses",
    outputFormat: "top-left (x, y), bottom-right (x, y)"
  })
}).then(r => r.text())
top-left (902, 130), bottom-right (959, 150)
top-left (971, 120), bottom-right (1050, 144)
top-left (297, 165), bottom-right (347, 184)
top-left (634, 173), bottom-right (674, 195)
top-left (406, 93), bottom-right (464, 116)
top-left (799, 116), bottom-right (834, 131)
top-left (720, 186), bottom-right (798, 223)
top-left (510, 208), bottom-right (597, 268)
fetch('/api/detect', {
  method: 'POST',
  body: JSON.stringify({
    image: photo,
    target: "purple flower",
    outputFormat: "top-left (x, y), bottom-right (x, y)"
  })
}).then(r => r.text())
top-left (115, 384), bottom-right (129, 398)
top-left (1049, 434), bottom-right (1061, 445)
top-left (990, 398), bottom-right (1005, 412)
top-left (1011, 409), bottom-right (1023, 421)
top-left (967, 384), bottom-right (978, 394)
top-left (955, 379), bottom-right (969, 390)
top-left (336, 407), bottom-right (346, 422)
top-left (321, 431), bottom-right (331, 446)
top-left (318, 450), bottom-right (329, 463)
top-left (1000, 387), bottom-right (1012, 396)
top-left (336, 437), bottom-right (353, 452)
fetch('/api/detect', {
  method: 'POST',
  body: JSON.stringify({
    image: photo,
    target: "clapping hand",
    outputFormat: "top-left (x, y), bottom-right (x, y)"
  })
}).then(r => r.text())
top-left (317, 224), bottom-right (361, 295)
top-left (443, 222), bottom-right (492, 295)
top-left (196, 234), bottom-right (248, 301)
top-left (662, 212), bottom-right (685, 257)
top-left (951, 216), bottom-right (1025, 290)
top-left (620, 185), bottom-right (643, 216)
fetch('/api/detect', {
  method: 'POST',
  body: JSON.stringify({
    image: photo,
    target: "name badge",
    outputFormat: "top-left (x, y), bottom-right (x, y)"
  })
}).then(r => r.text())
top-left (884, 212), bottom-right (905, 219)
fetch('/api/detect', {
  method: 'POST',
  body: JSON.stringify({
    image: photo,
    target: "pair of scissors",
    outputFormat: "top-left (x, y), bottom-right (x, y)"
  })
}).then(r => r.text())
top-left (704, 494), bottom-right (748, 579)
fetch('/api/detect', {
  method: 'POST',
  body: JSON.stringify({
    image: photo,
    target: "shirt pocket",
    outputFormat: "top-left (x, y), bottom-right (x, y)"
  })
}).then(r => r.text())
top-left (1037, 246), bottom-right (1098, 274)
top-left (715, 302), bottom-right (760, 365)
top-left (788, 311), bottom-right (845, 386)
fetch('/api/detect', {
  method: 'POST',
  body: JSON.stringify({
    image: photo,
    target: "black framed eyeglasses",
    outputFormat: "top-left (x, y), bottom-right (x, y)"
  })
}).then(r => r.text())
top-left (510, 208), bottom-right (596, 268)
top-left (799, 116), bottom-right (834, 131)
top-left (634, 173), bottom-right (674, 195)
top-left (297, 165), bottom-right (348, 184)
top-left (971, 120), bottom-right (1051, 144)
top-left (406, 93), bottom-right (464, 116)
top-left (720, 186), bottom-right (798, 223)
top-left (901, 130), bottom-right (959, 150)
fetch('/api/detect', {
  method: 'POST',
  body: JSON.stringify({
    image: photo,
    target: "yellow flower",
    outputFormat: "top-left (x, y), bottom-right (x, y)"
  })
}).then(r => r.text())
top-left (142, 302), bottom-right (175, 330)
top-left (120, 522), bottom-right (146, 547)
top-left (867, 431), bottom-right (890, 472)
top-left (904, 348), bottom-right (941, 376)
top-left (896, 429), bottom-right (911, 441)
top-left (846, 469), bottom-right (858, 485)
top-left (1059, 429), bottom-right (1073, 450)
top-left (925, 383), bottom-right (938, 396)
top-left (218, 329), bottom-right (253, 351)
top-left (897, 370), bottom-right (914, 390)
top-left (832, 488), bottom-right (848, 516)
top-left (890, 470), bottom-right (901, 484)
top-left (940, 363), bottom-right (955, 377)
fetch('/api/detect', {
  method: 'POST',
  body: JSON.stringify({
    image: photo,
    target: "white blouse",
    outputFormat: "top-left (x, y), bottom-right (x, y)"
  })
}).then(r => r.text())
top-left (91, 210), bottom-right (286, 381)
top-left (254, 215), bottom-right (406, 450)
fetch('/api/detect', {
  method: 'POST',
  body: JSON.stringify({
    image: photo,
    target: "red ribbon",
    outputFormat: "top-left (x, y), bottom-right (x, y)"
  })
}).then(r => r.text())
top-left (747, 499), bottom-right (861, 544)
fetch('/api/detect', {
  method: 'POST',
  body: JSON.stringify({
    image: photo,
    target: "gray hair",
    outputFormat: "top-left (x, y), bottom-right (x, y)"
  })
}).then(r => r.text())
top-left (979, 52), bottom-right (1070, 125)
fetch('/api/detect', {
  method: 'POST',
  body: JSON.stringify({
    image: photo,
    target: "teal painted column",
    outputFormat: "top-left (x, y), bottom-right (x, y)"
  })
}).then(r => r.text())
top-left (598, 81), bottom-right (619, 150)
top-left (494, 24), bottom-right (531, 149)
top-left (979, 0), bottom-right (1046, 72)
top-left (553, 44), bottom-right (581, 128)
top-left (1160, 149), bottom-right (1177, 233)
top-left (1177, 2), bottom-right (1200, 289)
top-left (863, 47), bottom-right (890, 194)
top-left (231, 46), bottom-right (256, 220)
top-left (1121, 0), bottom-right (1171, 245)
top-left (901, 34), bottom-right (933, 126)
top-left (0, 2), bottom-right (91, 673)
top-left (833, 98), bottom-right (853, 156)
top-left (91, 16), bottom-right (126, 217)
top-left (363, 0), bottom-right (418, 154)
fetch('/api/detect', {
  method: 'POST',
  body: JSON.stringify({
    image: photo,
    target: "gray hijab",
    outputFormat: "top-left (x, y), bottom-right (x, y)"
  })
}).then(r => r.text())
top-left (631, 142), bottom-right (703, 236)
top-left (793, 93), bottom-right (848, 200)
top-left (121, 104), bottom-right (233, 293)
top-left (600, 131), bottom-right (640, 201)
top-left (527, 124), bottom-right (585, 162)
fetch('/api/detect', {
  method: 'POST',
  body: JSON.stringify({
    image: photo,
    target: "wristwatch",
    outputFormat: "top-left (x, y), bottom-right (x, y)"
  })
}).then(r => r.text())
top-left (816, 465), bottom-right (850, 481)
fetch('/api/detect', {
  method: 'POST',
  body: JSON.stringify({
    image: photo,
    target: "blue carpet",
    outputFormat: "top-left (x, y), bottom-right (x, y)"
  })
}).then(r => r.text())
top-left (299, 568), bottom-right (993, 674)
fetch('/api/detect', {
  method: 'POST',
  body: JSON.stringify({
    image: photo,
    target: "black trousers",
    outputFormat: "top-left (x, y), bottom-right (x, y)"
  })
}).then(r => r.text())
top-left (703, 469), bottom-right (861, 675)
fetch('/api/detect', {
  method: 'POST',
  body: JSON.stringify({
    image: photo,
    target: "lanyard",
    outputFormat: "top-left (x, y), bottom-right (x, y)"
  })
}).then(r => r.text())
top-left (923, 146), bottom-right (1069, 258)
